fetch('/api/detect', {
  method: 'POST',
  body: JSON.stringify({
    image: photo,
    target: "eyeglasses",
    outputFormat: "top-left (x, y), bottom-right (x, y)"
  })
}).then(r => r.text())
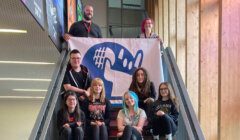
top-left (71, 57), bottom-right (81, 60)
top-left (159, 88), bottom-right (168, 91)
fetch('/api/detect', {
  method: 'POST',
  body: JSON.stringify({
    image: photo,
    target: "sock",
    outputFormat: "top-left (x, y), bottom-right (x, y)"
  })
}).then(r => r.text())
top-left (165, 133), bottom-right (172, 140)
top-left (153, 135), bottom-right (159, 140)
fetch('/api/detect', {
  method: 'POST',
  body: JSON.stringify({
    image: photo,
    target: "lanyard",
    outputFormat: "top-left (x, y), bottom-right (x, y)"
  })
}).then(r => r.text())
top-left (84, 22), bottom-right (92, 33)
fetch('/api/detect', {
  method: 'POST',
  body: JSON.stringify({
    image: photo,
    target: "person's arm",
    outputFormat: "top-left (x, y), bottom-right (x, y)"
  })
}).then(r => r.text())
top-left (63, 84), bottom-right (87, 95)
top-left (103, 99), bottom-right (112, 126)
top-left (150, 82), bottom-right (156, 100)
top-left (97, 25), bottom-right (102, 38)
top-left (57, 109), bottom-right (64, 130)
top-left (169, 102), bottom-right (179, 123)
top-left (117, 110), bottom-right (125, 132)
top-left (134, 110), bottom-right (147, 133)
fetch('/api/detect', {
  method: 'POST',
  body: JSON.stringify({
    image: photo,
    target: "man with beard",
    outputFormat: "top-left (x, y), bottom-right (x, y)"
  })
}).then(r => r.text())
top-left (64, 4), bottom-right (102, 40)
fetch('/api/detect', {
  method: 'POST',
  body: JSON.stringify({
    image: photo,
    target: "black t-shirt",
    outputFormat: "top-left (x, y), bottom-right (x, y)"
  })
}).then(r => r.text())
top-left (69, 20), bottom-right (102, 38)
top-left (63, 69), bottom-right (91, 91)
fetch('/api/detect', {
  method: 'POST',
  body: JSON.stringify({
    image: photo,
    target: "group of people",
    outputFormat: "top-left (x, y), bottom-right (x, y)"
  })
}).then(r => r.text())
top-left (57, 49), bottom-right (179, 140)
top-left (58, 4), bottom-right (177, 140)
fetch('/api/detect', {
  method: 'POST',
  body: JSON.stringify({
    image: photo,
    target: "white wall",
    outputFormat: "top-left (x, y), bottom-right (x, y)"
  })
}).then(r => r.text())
top-left (0, 99), bottom-right (43, 140)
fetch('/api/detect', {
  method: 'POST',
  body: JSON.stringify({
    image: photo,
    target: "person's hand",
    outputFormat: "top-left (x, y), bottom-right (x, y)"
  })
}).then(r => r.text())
top-left (84, 90), bottom-right (90, 97)
top-left (133, 126), bottom-right (142, 134)
top-left (90, 121), bottom-right (97, 125)
top-left (144, 98), bottom-right (154, 104)
top-left (63, 123), bottom-right (70, 128)
top-left (156, 110), bottom-right (165, 116)
top-left (76, 121), bottom-right (82, 126)
top-left (63, 33), bottom-right (71, 41)
top-left (96, 121), bottom-right (104, 126)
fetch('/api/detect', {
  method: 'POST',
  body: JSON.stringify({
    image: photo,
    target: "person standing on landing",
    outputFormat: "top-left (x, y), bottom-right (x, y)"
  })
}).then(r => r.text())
top-left (64, 4), bottom-right (102, 40)
top-left (138, 18), bottom-right (159, 38)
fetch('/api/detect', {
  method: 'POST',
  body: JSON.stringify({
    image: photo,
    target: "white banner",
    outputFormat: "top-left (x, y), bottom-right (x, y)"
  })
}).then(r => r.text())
top-left (68, 37), bottom-right (164, 103)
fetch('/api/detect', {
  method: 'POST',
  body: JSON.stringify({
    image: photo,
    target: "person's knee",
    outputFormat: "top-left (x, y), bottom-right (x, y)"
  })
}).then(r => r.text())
top-left (61, 127), bottom-right (72, 135)
top-left (124, 125), bottom-right (132, 132)
top-left (74, 126), bottom-right (84, 135)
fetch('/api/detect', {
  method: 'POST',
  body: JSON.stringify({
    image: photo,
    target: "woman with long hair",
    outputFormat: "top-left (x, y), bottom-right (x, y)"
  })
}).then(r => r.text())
top-left (129, 67), bottom-right (156, 131)
top-left (117, 91), bottom-right (147, 140)
top-left (85, 78), bottom-right (111, 140)
top-left (151, 82), bottom-right (179, 140)
top-left (57, 91), bottom-right (85, 140)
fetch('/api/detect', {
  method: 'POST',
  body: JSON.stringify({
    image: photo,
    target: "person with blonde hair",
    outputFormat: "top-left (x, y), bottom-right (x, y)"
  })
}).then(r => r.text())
top-left (117, 91), bottom-right (147, 140)
top-left (151, 82), bottom-right (179, 140)
top-left (84, 78), bottom-right (111, 140)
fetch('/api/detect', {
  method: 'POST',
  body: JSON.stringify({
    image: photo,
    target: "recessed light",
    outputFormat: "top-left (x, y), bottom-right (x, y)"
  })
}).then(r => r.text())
top-left (0, 29), bottom-right (27, 33)
top-left (0, 61), bottom-right (55, 65)
top-left (0, 78), bottom-right (51, 81)
top-left (0, 96), bottom-right (44, 99)
top-left (13, 89), bottom-right (47, 92)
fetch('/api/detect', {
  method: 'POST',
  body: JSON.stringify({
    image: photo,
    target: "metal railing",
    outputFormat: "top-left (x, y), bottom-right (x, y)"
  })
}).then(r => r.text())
top-left (29, 46), bottom-right (69, 140)
top-left (162, 46), bottom-right (205, 140)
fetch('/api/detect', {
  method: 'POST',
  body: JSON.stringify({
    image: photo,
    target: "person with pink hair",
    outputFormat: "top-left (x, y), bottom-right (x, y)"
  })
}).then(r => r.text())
top-left (138, 18), bottom-right (159, 38)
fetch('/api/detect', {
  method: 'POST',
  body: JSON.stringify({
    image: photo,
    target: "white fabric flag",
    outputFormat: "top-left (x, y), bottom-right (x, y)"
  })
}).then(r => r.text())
top-left (68, 37), bottom-right (164, 104)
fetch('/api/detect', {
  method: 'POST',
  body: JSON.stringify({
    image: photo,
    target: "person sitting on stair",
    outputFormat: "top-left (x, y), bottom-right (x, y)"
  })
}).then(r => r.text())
top-left (151, 82), bottom-right (179, 140)
top-left (117, 91), bottom-right (147, 140)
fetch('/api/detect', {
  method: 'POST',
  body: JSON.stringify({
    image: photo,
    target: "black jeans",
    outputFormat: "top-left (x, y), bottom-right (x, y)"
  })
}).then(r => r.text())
top-left (60, 126), bottom-right (84, 140)
top-left (120, 125), bottom-right (142, 140)
top-left (90, 124), bottom-right (108, 140)
top-left (152, 114), bottom-right (177, 136)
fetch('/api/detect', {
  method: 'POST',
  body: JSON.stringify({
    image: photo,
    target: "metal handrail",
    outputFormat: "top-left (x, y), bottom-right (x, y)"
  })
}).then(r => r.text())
top-left (29, 47), bottom-right (69, 140)
top-left (162, 46), bottom-right (205, 140)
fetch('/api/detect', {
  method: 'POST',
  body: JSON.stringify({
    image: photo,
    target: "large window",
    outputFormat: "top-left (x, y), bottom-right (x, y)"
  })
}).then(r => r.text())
top-left (107, 0), bottom-right (147, 38)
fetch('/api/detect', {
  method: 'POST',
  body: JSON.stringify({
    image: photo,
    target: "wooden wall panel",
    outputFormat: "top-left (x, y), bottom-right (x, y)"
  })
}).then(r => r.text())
top-left (176, 0), bottom-right (186, 83)
top-left (169, 0), bottom-right (176, 57)
top-left (163, 0), bottom-right (169, 46)
top-left (220, 0), bottom-right (240, 139)
top-left (200, 0), bottom-right (219, 139)
top-left (157, 0), bottom-right (163, 39)
top-left (186, 0), bottom-right (199, 116)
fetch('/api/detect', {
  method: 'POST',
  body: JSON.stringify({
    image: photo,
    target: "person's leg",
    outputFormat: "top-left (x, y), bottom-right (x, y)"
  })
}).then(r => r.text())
top-left (161, 115), bottom-right (176, 140)
top-left (131, 127), bottom-right (143, 140)
top-left (121, 125), bottom-right (133, 140)
top-left (145, 101), bottom-right (154, 135)
top-left (152, 116), bottom-right (165, 140)
top-left (99, 124), bottom-right (108, 140)
top-left (74, 126), bottom-right (84, 140)
top-left (60, 127), bottom-right (72, 140)
top-left (91, 125), bottom-right (100, 140)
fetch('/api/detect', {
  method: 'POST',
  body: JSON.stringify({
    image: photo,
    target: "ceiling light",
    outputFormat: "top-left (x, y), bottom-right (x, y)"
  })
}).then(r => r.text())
top-left (0, 78), bottom-right (51, 81)
top-left (0, 61), bottom-right (55, 65)
top-left (13, 89), bottom-right (47, 92)
top-left (0, 96), bottom-right (44, 99)
top-left (0, 29), bottom-right (27, 33)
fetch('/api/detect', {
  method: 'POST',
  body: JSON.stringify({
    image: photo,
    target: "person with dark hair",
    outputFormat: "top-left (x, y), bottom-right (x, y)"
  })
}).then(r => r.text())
top-left (117, 91), bottom-right (147, 140)
top-left (62, 49), bottom-right (92, 113)
top-left (129, 67), bottom-right (156, 123)
top-left (85, 78), bottom-right (111, 140)
top-left (151, 82), bottom-right (179, 140)
top-left (57, 91), bottom-right (85, 140)
top-left (64, 4), bottom-right (102, 40)
top-left (138, 18), bottom-right (159, 38)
